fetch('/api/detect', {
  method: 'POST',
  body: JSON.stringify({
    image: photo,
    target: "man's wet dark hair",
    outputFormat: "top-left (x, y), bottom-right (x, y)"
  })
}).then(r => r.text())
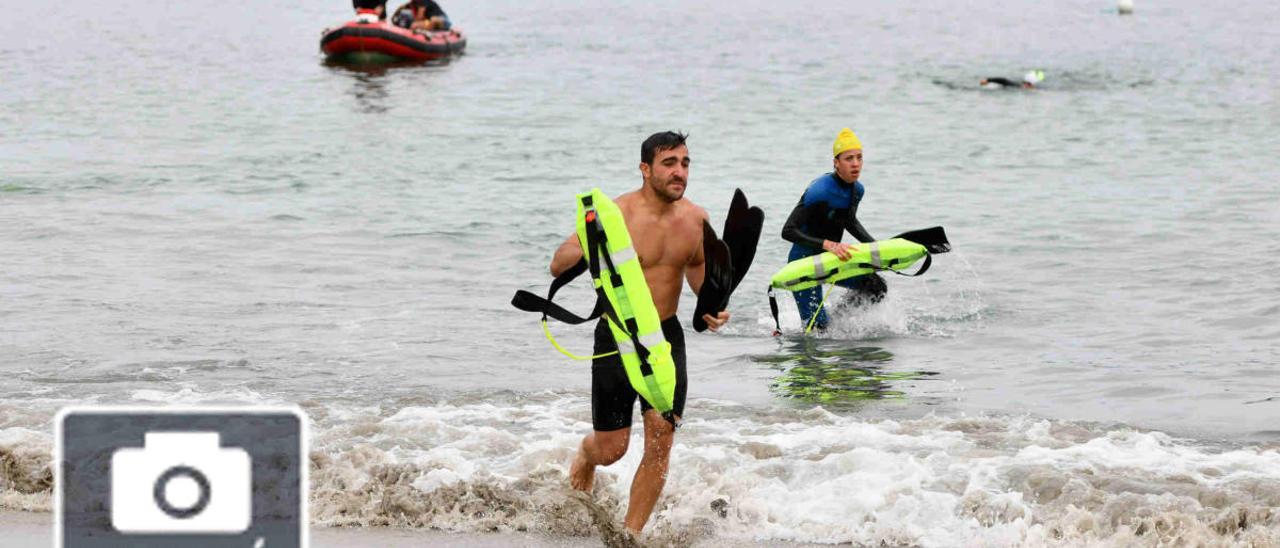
top-left (640, 131), bottom-right (688, 165)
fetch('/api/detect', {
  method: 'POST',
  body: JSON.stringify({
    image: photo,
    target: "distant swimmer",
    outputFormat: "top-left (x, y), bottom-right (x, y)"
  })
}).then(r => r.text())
top-left (980, 77), bottom-right (1030, 88)
top-left (981, 70), bottom-right (1045, 89)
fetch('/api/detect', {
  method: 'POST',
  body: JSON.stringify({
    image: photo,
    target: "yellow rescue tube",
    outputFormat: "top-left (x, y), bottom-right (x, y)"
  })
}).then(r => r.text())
top-left (576, 189), bottom-right (678, 418)
top-left (771, 227), bottom-right (950, 292)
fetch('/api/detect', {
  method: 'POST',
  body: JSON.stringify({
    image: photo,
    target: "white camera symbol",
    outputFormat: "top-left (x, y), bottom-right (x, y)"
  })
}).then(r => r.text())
top-left (111, 432), bottom-right (252, 534)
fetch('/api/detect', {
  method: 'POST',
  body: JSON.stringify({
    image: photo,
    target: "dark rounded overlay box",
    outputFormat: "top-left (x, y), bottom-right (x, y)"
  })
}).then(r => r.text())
top-left (55, 407), bottom-right (309, 548)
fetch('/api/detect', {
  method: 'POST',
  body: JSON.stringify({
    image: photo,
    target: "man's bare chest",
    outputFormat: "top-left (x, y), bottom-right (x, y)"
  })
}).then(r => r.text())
top-left (625, 219), bottom-right (695, 269)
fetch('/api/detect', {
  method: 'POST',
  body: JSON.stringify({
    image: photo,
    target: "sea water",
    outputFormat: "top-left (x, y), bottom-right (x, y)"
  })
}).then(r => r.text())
top-left (2, 0), bottom-right (1278, 544)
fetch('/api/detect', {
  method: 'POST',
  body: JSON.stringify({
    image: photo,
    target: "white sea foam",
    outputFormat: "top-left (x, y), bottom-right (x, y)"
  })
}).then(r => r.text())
top-left (762, 263), bottom-right (991, 340)
top-left (127, 385), bottom-right (282, 405)
top-left (3, 396), bottom-right (1277, 546)
top-left (301, 398), bottom-right (1280, 545)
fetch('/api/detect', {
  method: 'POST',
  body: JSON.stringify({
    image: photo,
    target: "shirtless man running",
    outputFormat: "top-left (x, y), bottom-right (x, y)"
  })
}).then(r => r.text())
top-left (549, 131), bottom-right (730, 534)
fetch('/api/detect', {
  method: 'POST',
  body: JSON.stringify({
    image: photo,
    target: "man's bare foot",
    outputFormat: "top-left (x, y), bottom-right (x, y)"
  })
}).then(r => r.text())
top-left (569, 449), bottom-right (595, 493)
top-left (568, 491), bottom-right (643, 548)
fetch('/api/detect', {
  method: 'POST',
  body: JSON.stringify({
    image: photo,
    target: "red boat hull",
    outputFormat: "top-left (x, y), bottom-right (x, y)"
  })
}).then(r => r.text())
top-left (321, 21), bottom-right (466, 63)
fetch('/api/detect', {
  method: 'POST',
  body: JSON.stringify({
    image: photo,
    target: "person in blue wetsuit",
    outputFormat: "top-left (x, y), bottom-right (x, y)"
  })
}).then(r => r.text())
top-left (780, 127), bottom-right (887, 330)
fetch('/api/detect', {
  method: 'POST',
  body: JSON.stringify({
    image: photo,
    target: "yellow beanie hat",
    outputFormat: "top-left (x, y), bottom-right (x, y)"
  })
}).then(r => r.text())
top-left (832, 127), bottom-right (862, 157)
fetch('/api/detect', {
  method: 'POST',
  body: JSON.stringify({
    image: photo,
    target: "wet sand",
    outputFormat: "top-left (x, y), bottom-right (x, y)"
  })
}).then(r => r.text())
top-left (0, 511), bottom-right (598, 548)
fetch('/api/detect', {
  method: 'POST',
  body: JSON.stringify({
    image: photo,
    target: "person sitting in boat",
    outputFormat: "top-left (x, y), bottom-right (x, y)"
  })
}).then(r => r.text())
top-left (392, 0), bottom-right (452, 31)
top-left (352, 0), bottom-right (388, 21)
top-left (980, 70), bottom-right (1045, 89)
top-left (780, 128), bottom-right (887, 331)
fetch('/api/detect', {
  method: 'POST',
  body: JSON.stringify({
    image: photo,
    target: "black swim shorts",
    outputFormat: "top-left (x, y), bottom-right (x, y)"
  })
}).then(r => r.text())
top-left (591, 317), bottom-right (687, 431)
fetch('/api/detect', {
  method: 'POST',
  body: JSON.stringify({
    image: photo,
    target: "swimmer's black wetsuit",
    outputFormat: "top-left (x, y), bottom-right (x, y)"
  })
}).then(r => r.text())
top-left (985, 77), bottom-right (1021, 87)
top-left (779, 172), bottom-right (885, 330)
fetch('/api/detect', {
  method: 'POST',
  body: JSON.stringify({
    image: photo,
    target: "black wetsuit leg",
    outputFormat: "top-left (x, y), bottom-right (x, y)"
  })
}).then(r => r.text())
top-left (591, 317), bottom-right (687, 431)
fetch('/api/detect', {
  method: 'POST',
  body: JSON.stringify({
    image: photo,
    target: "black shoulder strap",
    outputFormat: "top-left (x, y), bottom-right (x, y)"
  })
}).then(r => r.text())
top-left (838, 253), bottom-right (934, 279)
top-left (767, 287), bottom-right (782, 336)
top-left (511, 199), bottom-right (659, 367)
top-left (868, 254), bottom-right (933, 277)
top-left (511, 258), bottom-right (608, 324)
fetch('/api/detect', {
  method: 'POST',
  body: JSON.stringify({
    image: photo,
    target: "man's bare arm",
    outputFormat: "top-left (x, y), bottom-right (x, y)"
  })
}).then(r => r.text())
top-left (685, 235), bottom-right (707, 295)
top-left (550, 233), bottom-right (583, 277)
top-left (684, 209), bottom-right (710, 294)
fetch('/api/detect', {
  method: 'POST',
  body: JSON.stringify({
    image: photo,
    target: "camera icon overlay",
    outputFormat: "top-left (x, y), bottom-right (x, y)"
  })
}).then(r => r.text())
top-left (56, 407), bottom-right (307, 548)
top-left (112, 432), bottom-right (252, 533)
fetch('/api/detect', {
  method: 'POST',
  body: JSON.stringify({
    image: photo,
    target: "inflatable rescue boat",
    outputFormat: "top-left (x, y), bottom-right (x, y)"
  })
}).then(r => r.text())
top-left (321, 15), bottom-right (466, 64)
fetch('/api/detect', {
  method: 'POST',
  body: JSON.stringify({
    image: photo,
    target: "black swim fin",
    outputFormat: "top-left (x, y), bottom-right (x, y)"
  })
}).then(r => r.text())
top-left (692, 189), bottom-right (764, 332)
top-left (692, 220), bottom-right (733, 332)
top-left (722, 188), bottom-right (764, 291)
top-left (892, 226), bottom-right (951, 254)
